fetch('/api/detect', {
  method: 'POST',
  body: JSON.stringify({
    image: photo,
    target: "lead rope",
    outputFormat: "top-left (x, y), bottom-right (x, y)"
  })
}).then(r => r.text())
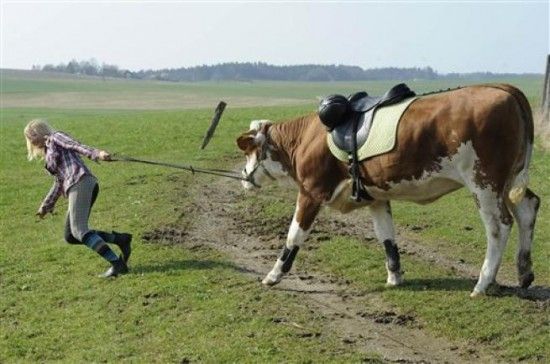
top-left (111, 154), bottom-right (258, 186)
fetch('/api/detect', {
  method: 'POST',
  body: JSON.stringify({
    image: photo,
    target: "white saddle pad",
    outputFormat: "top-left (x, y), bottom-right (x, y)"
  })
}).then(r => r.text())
top-left (327, 97), bottom-right (418, 162)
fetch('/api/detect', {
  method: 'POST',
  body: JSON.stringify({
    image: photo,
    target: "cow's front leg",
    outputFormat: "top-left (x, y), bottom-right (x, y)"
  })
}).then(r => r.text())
top-left (262, 193), bottom-right (321, 286)
top-left (369, 200), bottom-right (403, 286)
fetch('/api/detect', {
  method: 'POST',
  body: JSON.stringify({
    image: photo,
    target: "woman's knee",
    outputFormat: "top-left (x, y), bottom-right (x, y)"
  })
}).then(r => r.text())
top-left (69, 226), bottom-right (93, 244)
top-left (64, 234), bottom-right (81, 244)
top-left (65, 229), bottom-right (83, 244)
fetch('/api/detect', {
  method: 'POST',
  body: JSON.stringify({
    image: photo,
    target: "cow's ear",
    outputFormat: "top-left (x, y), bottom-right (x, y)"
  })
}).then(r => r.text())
top-left (236, 134), bottom-right (256, 151)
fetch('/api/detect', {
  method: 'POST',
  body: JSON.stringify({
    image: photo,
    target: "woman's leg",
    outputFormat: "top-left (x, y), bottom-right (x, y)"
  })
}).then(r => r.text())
top-left (67, 175), bottom-right (127, 276)
top-left (65, 179), bottom-right (133, 263)
top-left (64, 184), bottom-right (98, 245)
top-left (78, 184), bottom-right (133, 263)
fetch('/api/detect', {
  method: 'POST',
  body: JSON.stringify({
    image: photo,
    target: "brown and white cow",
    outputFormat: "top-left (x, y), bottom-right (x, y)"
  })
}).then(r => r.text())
top-left (236, 84), bottom-right (539, 297)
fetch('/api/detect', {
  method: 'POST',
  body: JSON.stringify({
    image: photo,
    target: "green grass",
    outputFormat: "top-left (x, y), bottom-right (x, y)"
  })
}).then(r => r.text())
top-left (314, 238), bottom-right (549, 360)
top-left (1, 73), bottom-right (548, 361)
top-left (0, 106), bottom-right (370, 362)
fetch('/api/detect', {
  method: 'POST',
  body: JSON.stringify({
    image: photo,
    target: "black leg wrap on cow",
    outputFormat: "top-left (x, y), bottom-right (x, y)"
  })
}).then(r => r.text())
top-left (383, 239), bottom-right (400, 272)
top-left (279, 246), bottom-right (300, 273)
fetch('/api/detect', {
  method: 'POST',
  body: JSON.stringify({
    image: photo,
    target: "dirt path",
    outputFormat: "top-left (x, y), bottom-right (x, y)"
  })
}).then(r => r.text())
top-left (144, 178), bottom-right (514, 363)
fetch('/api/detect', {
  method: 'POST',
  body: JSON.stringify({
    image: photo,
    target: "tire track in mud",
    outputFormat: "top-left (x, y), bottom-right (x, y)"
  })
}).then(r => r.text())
top-left (144, 179), bottom-right (504, 363)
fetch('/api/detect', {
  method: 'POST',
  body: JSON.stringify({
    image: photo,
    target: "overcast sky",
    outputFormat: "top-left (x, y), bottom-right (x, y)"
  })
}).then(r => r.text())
top-left (1, 1), bottom-right (548, 74)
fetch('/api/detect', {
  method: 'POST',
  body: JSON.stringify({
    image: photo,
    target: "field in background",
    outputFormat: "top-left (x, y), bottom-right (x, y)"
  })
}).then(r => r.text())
top-left (2, 69), bottom-right (543, 110)
top-left (1, 71), bottom-right (548, 362)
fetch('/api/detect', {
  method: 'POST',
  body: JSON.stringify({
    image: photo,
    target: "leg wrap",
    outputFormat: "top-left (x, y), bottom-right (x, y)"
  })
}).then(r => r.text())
top-left (383, 239), bottom-right (400, 272)
top-left (83, 232), bottom-right (119, 262)
top-left (95, 231), bottom-right (116, 243)
top-left (279, 246), bottom-right (300, 273)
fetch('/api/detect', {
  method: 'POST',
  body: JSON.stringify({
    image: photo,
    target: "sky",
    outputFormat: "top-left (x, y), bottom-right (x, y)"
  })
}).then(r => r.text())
top-left (1, 1), bottom-right (549, 74)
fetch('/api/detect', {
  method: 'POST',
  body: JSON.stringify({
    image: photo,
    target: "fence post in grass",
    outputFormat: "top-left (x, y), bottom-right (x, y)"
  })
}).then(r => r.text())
top-left (201, 101), bottom-right (227, 149)
top-left (542, 54), bottom-right (550, 124)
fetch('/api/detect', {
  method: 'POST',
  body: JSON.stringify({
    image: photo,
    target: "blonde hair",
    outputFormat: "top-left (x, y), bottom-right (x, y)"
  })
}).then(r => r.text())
top-left (24, 119), bottom-right (55, 161)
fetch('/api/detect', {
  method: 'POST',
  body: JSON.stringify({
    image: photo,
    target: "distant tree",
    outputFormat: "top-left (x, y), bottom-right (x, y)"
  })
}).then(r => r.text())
top-left (36, 59), bottom-right (537, 82)
top-left (66, 60), bottom-right (79, 74)
top-left (102, 64), bottom-right (120, 78)
top-left (79, 59), bottom-right (100, 75)
top-left (302, 67), bottom-right (332, 81)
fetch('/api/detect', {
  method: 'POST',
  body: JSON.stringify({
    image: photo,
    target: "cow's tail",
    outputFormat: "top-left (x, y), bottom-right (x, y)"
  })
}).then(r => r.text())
top-left (509, 149), bottom-right (531, 204)
top-left (491, 84), bottom-right (534, 205)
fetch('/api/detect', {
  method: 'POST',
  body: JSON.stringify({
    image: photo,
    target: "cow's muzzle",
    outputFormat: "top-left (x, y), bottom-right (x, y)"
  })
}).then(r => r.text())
top-left (242, 168), bottom-right (261, 189)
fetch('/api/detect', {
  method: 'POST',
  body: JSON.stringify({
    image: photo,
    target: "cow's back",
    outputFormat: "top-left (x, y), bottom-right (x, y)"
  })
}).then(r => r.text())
top-left (361, 84), bottom-right (530, 194)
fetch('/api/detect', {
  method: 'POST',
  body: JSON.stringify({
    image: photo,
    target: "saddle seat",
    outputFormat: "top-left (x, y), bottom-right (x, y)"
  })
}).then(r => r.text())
top-left (330, 107), bottom-right (373, 153)
top-left (327, 83), bottom-right (416, 152)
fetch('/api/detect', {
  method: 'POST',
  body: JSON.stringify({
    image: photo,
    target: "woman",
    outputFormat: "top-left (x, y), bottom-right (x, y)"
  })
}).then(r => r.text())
top-left (24, 119), bottom-right (132, 277)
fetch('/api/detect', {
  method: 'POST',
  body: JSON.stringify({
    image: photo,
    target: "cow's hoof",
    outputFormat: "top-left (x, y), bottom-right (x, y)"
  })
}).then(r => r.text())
top-left (386, 271), bottom-right (403, 287)
top-left (469, 290), bottom-right (485, 298)
top-left (262, 274), bottom-right (282, 286)
top-left (519, 272), bottom-right (534, 289)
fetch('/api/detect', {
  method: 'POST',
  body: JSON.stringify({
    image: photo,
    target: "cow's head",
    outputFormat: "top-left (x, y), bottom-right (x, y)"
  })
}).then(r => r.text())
top-left (236, 120), bottom-right (286, 189)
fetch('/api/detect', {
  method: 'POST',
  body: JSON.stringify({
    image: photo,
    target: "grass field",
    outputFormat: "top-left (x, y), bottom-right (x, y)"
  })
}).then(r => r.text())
top-left (2, 69), bottom-right (543, 109)
top-left (1, 71), bottom-right (548, 362)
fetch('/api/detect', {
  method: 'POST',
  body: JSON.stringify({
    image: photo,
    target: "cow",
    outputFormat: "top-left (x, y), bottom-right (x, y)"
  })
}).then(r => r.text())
top-left (236, 84), bottom-right (539, 297)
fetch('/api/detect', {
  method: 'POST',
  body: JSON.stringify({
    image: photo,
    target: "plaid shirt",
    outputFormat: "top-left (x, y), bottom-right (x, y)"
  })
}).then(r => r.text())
top-left (39, 132), bottom-right (100, 213)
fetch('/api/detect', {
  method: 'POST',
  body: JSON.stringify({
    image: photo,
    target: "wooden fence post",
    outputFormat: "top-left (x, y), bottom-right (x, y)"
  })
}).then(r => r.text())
top-left (542, 55), bottom-right (550, 124)
top-left (201, 101), bottom-right (227, 149)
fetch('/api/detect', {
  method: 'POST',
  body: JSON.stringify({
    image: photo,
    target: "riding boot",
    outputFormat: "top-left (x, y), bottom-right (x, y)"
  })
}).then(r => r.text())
top-left (100, 258), bottom-right (129, 278)
top-left (112, 231), bottom-right (132, 264)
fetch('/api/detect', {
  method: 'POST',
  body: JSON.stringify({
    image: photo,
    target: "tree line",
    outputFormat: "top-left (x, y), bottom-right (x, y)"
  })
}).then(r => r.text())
top-left (33, 59), bottom-right (537, 82)
top-left (34, 59), bottom-right (131, 79)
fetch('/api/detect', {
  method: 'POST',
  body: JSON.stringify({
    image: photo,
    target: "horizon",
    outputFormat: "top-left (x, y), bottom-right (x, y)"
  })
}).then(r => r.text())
top-left (2, 61), bottom-right (545, 76)
top-left (2, 2), bottom-right (548, 74)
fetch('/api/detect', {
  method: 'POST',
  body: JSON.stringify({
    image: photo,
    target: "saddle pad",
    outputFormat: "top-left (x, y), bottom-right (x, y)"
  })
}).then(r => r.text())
top-left (327, 97), bottom-right (418, 162)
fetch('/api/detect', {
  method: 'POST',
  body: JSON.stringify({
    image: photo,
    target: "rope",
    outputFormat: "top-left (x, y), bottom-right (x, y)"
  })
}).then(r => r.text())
top-left (111, 154), bottom-right (251, 183)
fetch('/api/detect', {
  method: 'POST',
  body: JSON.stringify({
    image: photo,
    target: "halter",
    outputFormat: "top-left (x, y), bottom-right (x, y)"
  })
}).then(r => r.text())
top-left (242, 131), bottom-right (276, 188)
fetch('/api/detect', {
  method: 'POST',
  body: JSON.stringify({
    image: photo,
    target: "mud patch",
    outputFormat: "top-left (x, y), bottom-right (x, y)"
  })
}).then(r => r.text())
top-left (142, 227), bottom-right (189, 246)
top-left (230, 204), bottom-right (290, 242)
top-left (231, 196), bottom-right (378, 246)
top-left (143, 178), bottom-right (505, 363)
top-left (357, 311), bottom-right (417, 327)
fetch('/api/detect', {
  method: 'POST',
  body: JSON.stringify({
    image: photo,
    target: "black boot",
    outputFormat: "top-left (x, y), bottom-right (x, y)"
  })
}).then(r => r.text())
top-left (100, 258), bottom-right (129, 278)
top-left (113, 231), bottom-right (132, 264)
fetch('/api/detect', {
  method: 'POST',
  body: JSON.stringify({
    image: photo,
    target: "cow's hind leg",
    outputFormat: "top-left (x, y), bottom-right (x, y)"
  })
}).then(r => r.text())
top-left (262, 193), bottom-right (321, 286)
top-left (369, 201), bottom-right (402, 286)
top-left (509, 188), bottom-right (540, 288)
top-left (471, 190), bottom-right (513, 297)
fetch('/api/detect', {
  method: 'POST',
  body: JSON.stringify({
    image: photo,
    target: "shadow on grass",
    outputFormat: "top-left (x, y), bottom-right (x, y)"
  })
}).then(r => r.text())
top-left (494, 285), bottom-right (550, 302)
top-left (398, 278), bottom-right (550, 302)
top-left (132, 259), bottom-right (260, 275)
top-left (399, 277), bottom-right (476, 292)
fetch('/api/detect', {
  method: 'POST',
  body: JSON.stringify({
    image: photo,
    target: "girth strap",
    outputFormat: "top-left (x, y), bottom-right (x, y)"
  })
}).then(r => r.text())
top-left (349, 114), bottom-right (373, 202)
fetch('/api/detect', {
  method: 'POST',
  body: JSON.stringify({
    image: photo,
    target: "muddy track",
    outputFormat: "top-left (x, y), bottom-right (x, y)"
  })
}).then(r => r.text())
top-left (142, 177), bottom-right (547, 362)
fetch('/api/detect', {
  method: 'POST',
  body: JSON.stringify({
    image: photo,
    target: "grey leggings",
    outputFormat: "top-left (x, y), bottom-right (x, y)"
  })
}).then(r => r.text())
top-left (64, 175), bottom-right (99, 244)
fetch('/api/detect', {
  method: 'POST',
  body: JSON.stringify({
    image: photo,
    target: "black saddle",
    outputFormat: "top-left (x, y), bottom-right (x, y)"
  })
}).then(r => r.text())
top-left (319, 83), bottom-right (415, 135)
top-left (330, 107), bottom-right (372, 153)
top-left (318, 83), bottom-right (416, 201)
